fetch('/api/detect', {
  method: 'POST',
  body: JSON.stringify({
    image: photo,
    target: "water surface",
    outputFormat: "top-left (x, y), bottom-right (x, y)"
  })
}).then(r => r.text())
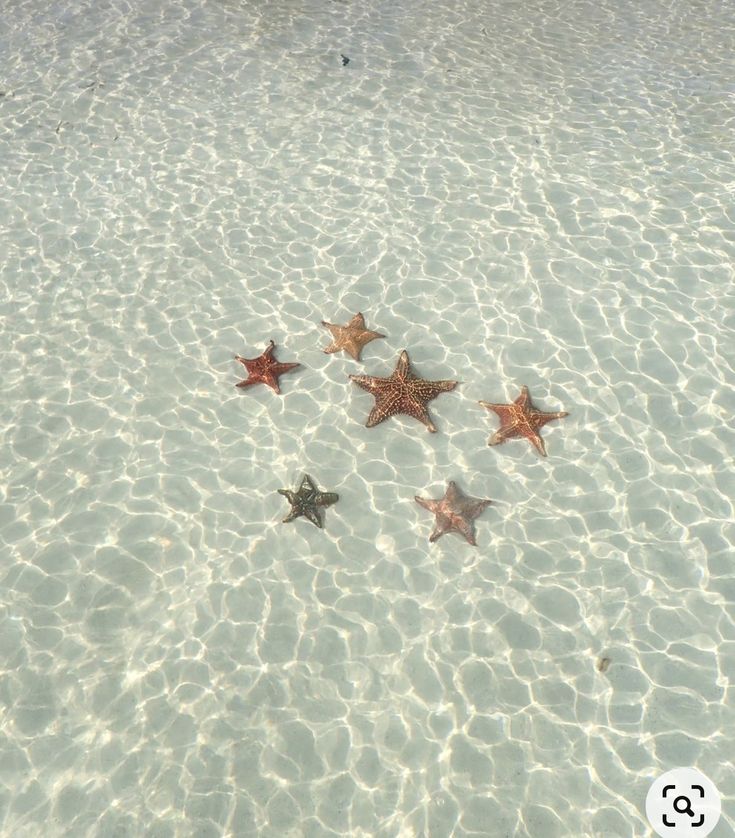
top-left (1, 0), bottom-right (733, 835)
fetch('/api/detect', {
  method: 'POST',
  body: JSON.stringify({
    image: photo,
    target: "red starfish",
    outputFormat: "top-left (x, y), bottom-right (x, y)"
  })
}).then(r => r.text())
top-left (415, 481), bottom-right (492, 545)
top-left (234, 340), bottom-right (300, 394)
top-left (349, 349), bottom-right (457, 433)
top-left (479, 385), bottom-right (568, 456)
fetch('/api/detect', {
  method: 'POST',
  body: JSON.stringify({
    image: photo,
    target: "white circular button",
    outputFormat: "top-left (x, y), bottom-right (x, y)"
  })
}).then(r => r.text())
top-left (646, 767), bottom-right (721, 837)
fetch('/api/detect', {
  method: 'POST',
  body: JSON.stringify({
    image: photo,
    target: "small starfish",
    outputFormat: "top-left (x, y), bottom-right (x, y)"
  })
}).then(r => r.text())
top-left (349, 349), bottom-right (457, 433)
top-left (321, 312), bottom-right (385, 361)
top-left (478, 385), bottom-right (568, 456)
top-left (278, 474), bottom-right (339, 529)
top-left (415, 481), bottom-right (492, 546)
top-left (234, 340), bottom-right (300, 394)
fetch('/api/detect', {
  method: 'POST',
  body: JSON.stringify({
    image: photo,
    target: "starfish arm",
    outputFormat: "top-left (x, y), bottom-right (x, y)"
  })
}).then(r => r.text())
top-left (428, 527), bottom-right (443, 543)
top-left (354, 329), bottom-right (385, 347)
top-left (348, 332), bottom-right (385, 361)
top-left (279, 487), bottom-right (302, 523)
top-left (530, 409), bottom-right (569, 428)
top-left (263, 340), bottom-right (276, 358)
top-left (341, 338), bottom-right (363, 361)
top-left (444, 481), bottom-right (461, 503)
top-left (365, 404), bottom-right (393, 428)
top-left (349, 374), bottom-right (388, 394)
top-left (267, 362), bottom-right (300, 393)
top-left (303, 507), bottom-right (324, 528)
top-left (488, 425), bottom-right (521, 446)
top-left (272, 361), bottom-right (301, 375)
top-left (350, 313), bottom-right (385, 341)
top-left (399, 397), bottom-right (437, 432)
top-left (259, 373), bottom-right (282, 394)
top-left (316, 492), bottom-right (339, 507)
top-left (321, 321), bottom-right (340, 335)
top-left (235, 377), bottom-right (258, 388)
top-left (299, 475), bottom-right (317, 493)
top-left (454, 518), bottom-right (478, 546)
top-left (361, 384), bottom-right (404, 427)
top-left (395, 350), bottom-right (411, 378)
top-left (466, 499), bottom-right (493, 519)
top-left (428, 513), bottom-right (453, 542)
top-left (514, 386), bottom-right (530, 407)
top-left (527, 432), bottom-right (548, 457)
top-left (321, 322), bottom-right (343, 354)
top-left (426, 379), bottom-right (458, 394)
top-left (364, 329), bottom-right (385, 341)
top-left (479, 401), bottom-right (517, 422)
top-left (415, 496), bottom-right (440, 513)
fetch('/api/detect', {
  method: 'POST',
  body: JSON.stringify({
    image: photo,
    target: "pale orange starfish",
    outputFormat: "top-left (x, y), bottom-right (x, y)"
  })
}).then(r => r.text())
top-left (350, 349), bottom-right (457, 433)
top-left (415, 480), bottom-right (492, 545)
top-left (320, 312), bottom-right (385, 361)
top-left (479, 385), bottom-right (568, 456)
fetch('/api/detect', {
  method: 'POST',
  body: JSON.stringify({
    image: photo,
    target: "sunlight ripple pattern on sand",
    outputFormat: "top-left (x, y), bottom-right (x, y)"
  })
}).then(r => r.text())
top-left (0, 0), bottom-right (733, 835)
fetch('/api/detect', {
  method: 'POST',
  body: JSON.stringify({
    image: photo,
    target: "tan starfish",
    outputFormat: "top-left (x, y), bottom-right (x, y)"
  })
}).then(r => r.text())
top-left (479, 385), bottom-right (568, 456)
top-left (349, 349), bottom-right (457, 433)
top-left (320, 312), bottom-right (385, 361)
top-left (415, 480), bottom-right (492, 545)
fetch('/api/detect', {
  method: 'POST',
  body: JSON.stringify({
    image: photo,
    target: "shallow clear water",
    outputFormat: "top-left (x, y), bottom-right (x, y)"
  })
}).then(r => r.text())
top-left (1, 0), bottom-right (734, 835)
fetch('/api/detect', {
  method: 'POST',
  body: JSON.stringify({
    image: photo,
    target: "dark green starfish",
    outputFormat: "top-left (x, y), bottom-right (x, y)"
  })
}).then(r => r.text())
top-left (278, 474), bottom-right (339, 529)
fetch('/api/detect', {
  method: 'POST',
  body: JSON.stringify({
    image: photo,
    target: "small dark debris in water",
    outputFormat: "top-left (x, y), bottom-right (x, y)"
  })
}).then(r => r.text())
top-left (341, 54), bottom-right (350, 66)
top-left (597, 656), bottom-right (611, 673)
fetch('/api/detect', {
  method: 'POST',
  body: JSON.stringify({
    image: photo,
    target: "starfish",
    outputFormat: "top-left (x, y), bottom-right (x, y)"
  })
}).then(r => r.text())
top-left (349, 349), bottom-right (457, 433)
top-left (278, 474), bottom-right (339, 529)
top-left (234, 340), bottom-right (300, 394)
top-left (321, 312), bottom-right (385, 361)
top-left (478, 385), bottom-right (568, 456)
top-left (415, 481), bottom-right (492, 546)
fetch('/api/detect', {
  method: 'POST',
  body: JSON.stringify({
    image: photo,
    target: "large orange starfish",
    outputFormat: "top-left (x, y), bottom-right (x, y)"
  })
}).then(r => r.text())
top-left (321, 312), bottom-right (385, 361)
top-left (415, 480), bottom-right (492, 545)
top-left (349, 349), bottom-right (457, 433)
top-left (234, 340), bottom-right (300, 394)
top-left (479, 385), bottom-right (568, 456)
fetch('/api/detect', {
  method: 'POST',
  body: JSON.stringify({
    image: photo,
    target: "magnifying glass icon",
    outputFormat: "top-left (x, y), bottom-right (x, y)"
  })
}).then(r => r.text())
top-left (673, 795), bottom-right (695, 817)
